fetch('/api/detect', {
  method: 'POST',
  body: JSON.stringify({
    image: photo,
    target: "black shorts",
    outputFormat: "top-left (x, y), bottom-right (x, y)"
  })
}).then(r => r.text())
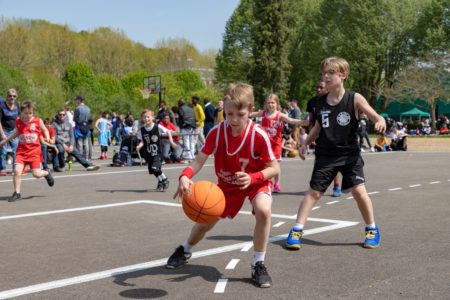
top-left (310, 154), bottom-right (365, 193)
top-left (146, 155), bottom-right (162, 175)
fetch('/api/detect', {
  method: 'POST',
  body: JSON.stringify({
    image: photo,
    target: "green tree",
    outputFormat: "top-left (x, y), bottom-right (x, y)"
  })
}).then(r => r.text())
top-left (249, 0), bottom-right (292, 106)
top-left (215, 0), bottom-right (254, 87)
top-left (383, 52), bottom-right (450, 130)
top-left (174, 69), bottom-right (205, 94)
top-left (29, 70), bottom-right (66, 118)
top-left (0, 63), bottom-right (32, 102)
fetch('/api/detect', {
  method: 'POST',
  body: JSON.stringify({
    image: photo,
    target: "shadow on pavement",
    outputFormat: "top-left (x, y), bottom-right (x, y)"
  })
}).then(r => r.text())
top-left (272, 238), bottom-right (362, 249)
top-left (119, 288), bottom-right (167, 299)
top-left (206, 235), bottom-right (252, 242)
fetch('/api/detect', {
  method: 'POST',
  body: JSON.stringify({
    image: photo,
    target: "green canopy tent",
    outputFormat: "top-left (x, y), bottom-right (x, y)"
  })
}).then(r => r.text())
top-left (400, 107), bottom-right (430, 122)
top-left (380, 113), bottom-right (389, 117)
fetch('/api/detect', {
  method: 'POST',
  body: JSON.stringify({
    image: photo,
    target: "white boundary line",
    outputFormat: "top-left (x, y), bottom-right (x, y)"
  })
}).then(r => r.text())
top-left (0, 200), bottom-right (359, 299)
top-left (214, 279), bottom-right (228, 293)
top-left (225, 259), bottom-right (240, 270)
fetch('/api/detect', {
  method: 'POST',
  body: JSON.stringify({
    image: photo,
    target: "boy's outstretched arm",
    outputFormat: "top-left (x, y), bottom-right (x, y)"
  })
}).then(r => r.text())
top-left (249, 110), bottom-right (263, 118)
top-left (355, 93), bottom-right (386, 134)
top-left (174, 152), bottom-right (209, 203)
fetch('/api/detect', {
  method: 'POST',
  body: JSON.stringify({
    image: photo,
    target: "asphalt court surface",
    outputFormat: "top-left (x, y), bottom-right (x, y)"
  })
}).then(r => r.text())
top-left (0, 150), bottom-right (449, 299)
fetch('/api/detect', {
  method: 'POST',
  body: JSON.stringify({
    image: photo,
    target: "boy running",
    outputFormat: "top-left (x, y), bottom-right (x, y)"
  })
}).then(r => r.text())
top-left (135, 109), bottom-right (176, 191)
top-left (0, 101), bottom-right (54, 202)
top-left (166, 84), bottom-right (279, 288)
top-left (286, 57), bottom-right (385, 250)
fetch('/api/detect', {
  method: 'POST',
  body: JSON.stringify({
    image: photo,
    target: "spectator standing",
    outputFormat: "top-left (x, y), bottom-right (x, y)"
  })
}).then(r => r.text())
top-left (111, 112), bottom-right (121, 145)
top-left (53, 109), bottom-right (100, 172)
top-left (156, 101), bottom-right (176, 125)
top-left (214, 100), bottom-right (225, 125)
top-left (40, 118), bottom-right (58, 170)
top-left (203, 97), bottom-right (215, 136)
top-left (192, 96), bottom-right (205, 153)
top-left (64, 105), bottom-right (75, 129)
top-left (73, 96), bottom-right (91, 159)
top-left (95, 111), bottom-right (113, 160)
top-left (358, 112), bottom-right (374, 152)
top-left (177, 98), bottom-right (196, 161)
top-left (0, 89), bottom-right (20, 175)
top-left (287, 100), bottom-right (302, 146)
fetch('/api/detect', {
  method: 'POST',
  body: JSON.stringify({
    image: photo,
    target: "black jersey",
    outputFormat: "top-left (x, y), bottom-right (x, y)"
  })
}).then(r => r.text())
top-left (313, 90), bottom-right (359, 156)
top-left (140, 124), bottom-right (162, 158)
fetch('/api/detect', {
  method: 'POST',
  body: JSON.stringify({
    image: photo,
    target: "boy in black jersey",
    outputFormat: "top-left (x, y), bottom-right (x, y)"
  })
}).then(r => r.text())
top-left (286, 57), bottom-right (386, 250)
top-left (136, 109), bottom-right (177, 191)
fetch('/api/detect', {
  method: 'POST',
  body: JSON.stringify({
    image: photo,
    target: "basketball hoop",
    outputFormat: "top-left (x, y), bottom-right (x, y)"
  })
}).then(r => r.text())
top-left (140, 89), bottom-right (153, 99)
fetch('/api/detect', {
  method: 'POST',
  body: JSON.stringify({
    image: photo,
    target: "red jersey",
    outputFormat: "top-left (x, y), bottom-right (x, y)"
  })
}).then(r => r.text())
top-left (261, 110), bottom-right (283, 159)
top-left (16, 117), bottom-right (42, 159)
top-left (201, 119), bottom-right (275, 193)
top-left (159, 121), bottom-right (179, 141)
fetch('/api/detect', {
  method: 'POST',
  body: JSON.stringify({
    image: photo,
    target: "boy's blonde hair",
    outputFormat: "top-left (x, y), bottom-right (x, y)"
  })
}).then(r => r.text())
top-left (264, 93), bottom-right (280, 110)
top-left (20, 101), bottom-right (34, 112)
top-left (222, 83), bottom-right (254, 111)
top-left (141, 108), bottom-right (154, 118)
top-left (320, 57), bottom-right (350, 79)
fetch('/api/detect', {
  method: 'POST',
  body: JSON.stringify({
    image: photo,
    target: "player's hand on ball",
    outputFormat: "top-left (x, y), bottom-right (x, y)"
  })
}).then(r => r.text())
top-left (234, 171), bottom-right (251, 190)
top-left (173, 176), bottom-right (193, 203)
top-left (299, 145), bottom-right (307, 160)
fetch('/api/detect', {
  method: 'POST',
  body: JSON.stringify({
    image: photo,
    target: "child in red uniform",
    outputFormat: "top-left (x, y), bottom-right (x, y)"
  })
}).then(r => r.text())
top-left (0, 101), bottom-right (54, 202)
top-left (250, 94), bottom-right (307, 193)
top-left (166, 84), bottom-right (279, 288)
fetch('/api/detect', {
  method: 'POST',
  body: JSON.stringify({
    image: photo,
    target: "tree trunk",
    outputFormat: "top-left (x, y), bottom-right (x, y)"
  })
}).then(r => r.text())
top-left (430, 101), bottom-right (436, 131)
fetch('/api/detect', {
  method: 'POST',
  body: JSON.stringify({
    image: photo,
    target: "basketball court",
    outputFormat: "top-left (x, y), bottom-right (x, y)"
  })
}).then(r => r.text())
top-left (0, 150), bottom-right (449, 299)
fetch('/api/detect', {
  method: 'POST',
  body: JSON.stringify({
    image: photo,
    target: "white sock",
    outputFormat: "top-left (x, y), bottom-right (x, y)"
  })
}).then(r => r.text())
top-left (183, 240), bottom-right (193, 253)
top-left (366, 223), bottom-right (376, 229)
top-left (293, 223), bottom-right (304, 231)
top-left (158, 173), bottom-right (167, 181)
top-left (252, 251), bottom-right (266, 266)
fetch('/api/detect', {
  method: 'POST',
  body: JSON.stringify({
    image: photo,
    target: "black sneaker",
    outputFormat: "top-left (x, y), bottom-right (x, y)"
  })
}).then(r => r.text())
top-left (45, 170), bottom-right (54, 187)
top-left (166, 245), bottom-right (192, 269)
top-left (251, 261), bottom-right (272, 288)
top-left (156, 180), bottom-right (164, 192)
top-left (9, 192), bottom-right (21, 202)
top-left (163, 178), bottom-right (170, 190)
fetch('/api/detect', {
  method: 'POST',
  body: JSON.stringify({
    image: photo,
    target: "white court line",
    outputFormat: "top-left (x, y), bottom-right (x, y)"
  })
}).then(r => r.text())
top-left (429, 181), bottom-right (440, 184)
top-left (225, 259), bottom-right (240, 270)
top-left (241, 244), bottom-right (253, 252)
top-left (214, 279), bottom-right (228, 293)
top-left (273, 221), bottom-right (285, 228)
top-left (389, 187), bottom-right (402, 191)
top-left (0, 164), bottom-right (215, 184)
top-left (312, 206), bottom-right (320, 210)
top-left (409, 184), bottom-right (422, 188)
top-left (326, 201), bottom-right (339, 205)
top-left (0, 217), bottom-right (358, 299)
top-left (367, 191), bottom-right (379, 195)
top-left (346, 196), bottom-right (354, 199)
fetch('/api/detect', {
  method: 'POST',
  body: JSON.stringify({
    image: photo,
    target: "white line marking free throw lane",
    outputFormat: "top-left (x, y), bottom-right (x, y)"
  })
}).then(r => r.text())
top-left (273, 221), bottom-right (285, 228)
top-left (389, 187), bottom-right (402, 191)
top-left (225, 259), bottom-right (240, 270)
top-left (429, 181), bottom-right (440, 184)
top-left (409, 184), bottom-right (422, 187)
top-left (326, 201), bottom-right (339, 205)
top-left (214, 279), bottom-right (228, 293)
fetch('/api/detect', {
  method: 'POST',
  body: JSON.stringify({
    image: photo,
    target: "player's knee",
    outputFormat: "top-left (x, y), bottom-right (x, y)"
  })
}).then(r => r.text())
top-left (308, 188), bottom-right (322, 200)
top-left (254, 206), bottom-right (271, 222)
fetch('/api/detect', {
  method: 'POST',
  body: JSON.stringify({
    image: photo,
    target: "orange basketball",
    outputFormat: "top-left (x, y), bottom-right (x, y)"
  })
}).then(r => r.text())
top-left (182, 181), bottom-right (226, 224)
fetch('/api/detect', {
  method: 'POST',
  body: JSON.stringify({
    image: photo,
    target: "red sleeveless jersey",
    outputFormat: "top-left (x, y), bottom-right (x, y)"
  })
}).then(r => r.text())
top-left (201, 119), bottom-right (275, 193)
top-left (16, 117), bottom-right (42, 159)
top-left (261, 110), bottom-right (283, 159)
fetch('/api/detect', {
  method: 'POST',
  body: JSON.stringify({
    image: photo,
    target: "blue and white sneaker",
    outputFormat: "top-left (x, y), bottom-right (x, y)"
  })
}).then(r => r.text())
top-left (286, 228), bottom-right (303, 250)
top-left (364, 225), bottom-right (380, 248)
top-left (332, 187), bottom-right (341, 197)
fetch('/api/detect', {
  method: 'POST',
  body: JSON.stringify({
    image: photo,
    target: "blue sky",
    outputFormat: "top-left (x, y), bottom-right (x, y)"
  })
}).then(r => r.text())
top-left (0, 0), bottom-right (240, 51)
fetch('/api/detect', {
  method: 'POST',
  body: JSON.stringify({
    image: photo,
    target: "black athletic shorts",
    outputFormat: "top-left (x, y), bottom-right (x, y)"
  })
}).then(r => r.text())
top-left (310, 154), bottom-right (365, 193)
top-left (146, 155), bottom-right (162, 175)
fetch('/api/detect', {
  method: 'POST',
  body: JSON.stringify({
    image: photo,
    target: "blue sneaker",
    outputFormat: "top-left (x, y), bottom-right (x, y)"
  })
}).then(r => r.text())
top-left (286, 228), bottom-right (303, 250)
top-left (364, 225), bottom-right (380, 248)
top-left (332, 187), bottom-right (341, 197)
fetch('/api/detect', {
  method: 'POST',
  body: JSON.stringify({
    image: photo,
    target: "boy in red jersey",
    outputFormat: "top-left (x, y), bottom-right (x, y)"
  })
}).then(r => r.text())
top-left (166, 84), bottom-right (279, 288)
top-left (0, 101), bottom-right (54, 202)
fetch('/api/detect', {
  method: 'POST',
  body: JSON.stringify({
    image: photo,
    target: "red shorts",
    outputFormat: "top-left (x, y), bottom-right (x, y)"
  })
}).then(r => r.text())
top-left (220, 181), bottom-right (272, 219)
top-left (15, 153), bottom-right (41, 170)
top-left (272, 144), bottom-right (282, 161)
